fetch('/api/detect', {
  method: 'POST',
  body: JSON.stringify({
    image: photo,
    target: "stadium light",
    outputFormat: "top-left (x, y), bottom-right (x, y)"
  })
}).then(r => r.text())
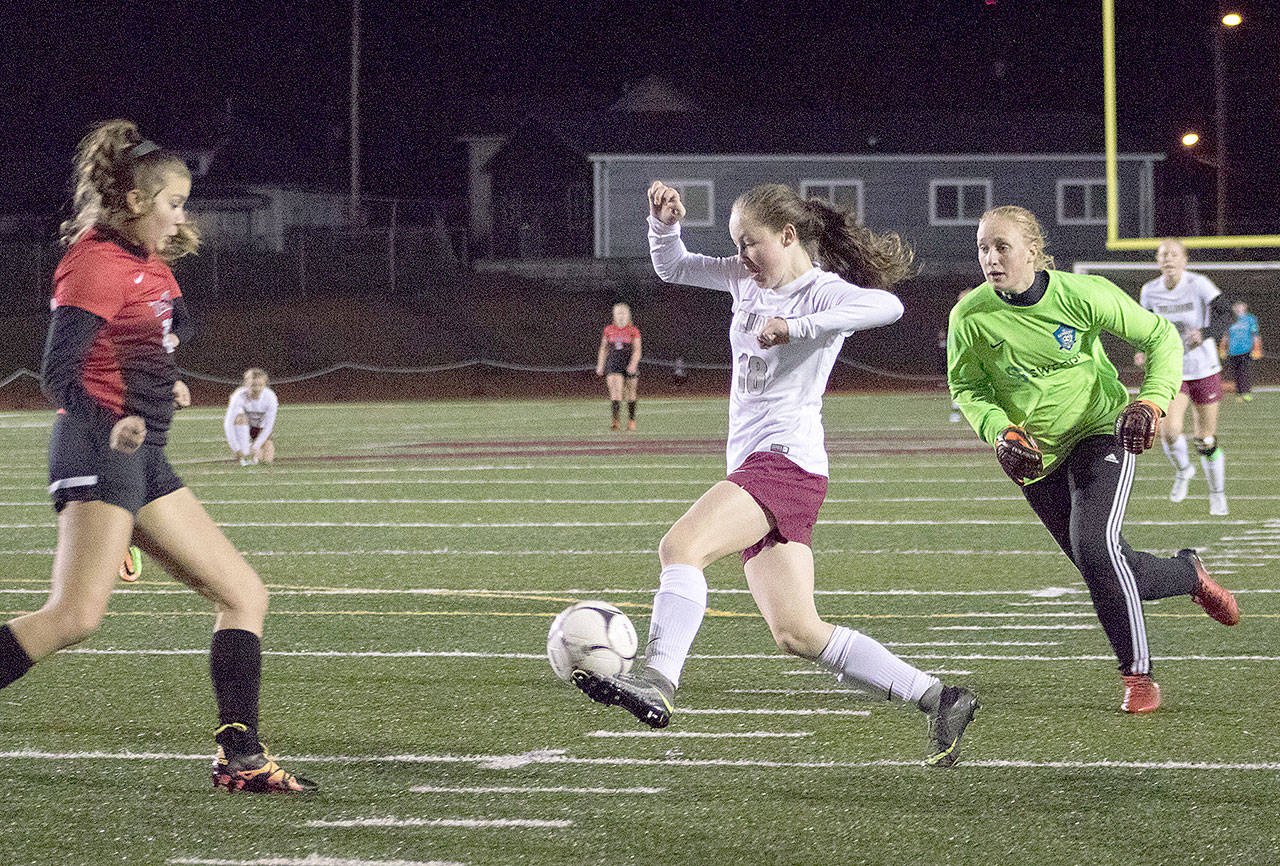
top-left (1181, 132), bottom-right (1201, 148)
top-left (1222, 12), bottom-right (1242, 27)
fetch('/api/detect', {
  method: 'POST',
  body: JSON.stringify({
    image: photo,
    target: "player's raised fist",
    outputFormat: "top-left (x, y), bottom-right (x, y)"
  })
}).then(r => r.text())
top-left (648, 181), bottom-right (686, 226)
top-left (995, 425), bottom-right (1043, 486)
top-left (1114, 399), bottom-right (1162, 454)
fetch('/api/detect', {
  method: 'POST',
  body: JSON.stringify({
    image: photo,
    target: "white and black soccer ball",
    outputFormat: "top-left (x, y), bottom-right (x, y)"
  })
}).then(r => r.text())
top-left (547, 600), bottom-right (638, 682)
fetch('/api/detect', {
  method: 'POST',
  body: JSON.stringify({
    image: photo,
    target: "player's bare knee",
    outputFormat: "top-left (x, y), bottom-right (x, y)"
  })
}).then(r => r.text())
top-left (658, 529), bottom-right (711, 570)
top-left (42, 601), bottom-right (106, 648)
top-left (234, 413), bottom-right (248, 425)
top-left (770, 624), bottom-right (823, 659)
top-left (1194, 435), bottom-right (1220, 456)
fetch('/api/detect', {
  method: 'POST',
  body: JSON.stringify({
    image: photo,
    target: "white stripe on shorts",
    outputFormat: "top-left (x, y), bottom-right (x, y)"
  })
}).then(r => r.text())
top-left (48, 475), bottom-right (98, 494)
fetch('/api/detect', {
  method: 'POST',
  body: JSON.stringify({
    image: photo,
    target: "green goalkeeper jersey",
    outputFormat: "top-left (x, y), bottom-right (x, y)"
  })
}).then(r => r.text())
top-left (947, 269), bottom-right (1182, 482)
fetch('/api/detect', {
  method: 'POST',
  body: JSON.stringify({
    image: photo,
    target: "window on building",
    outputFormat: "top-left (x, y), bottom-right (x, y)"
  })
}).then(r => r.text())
top-left (800, 180), bottom-right (864, 222)
top-left (1057, 178), bottom-right (1107, 225)
top-left (929, 179), bottom-right (992, 225)
top-left (669, 180), bottom-right (715, 227)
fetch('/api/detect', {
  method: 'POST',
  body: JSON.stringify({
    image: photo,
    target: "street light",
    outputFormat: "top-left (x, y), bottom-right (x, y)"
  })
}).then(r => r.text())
top-left (1181, 132), bottom-right (1201, 148)
top-left (1212, 12), bottom-right (1242, 235)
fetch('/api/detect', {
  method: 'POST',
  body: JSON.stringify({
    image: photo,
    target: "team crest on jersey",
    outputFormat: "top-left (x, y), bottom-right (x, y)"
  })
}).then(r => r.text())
top-left (147, 290), bottom-right (173, 319)
top-left (1053, 324), bottom-right (1077, 351)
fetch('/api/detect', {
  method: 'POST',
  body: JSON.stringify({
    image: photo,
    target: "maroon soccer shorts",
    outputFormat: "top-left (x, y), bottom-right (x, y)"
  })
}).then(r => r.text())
top-left (1180, 372), bottom-right (1223, 405)
top-left (726, 451), bottom-right (829, 563)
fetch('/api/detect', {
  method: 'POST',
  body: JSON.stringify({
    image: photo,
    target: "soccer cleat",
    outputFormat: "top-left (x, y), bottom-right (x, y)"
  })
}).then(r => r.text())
top-left (1121, 674), bottom-right (1161, 713)
top-left (609, 420), bottom-right (619, 431)
top-left (119, 546), bottom-right (142, 582)
top-left (626, 419), bottom-right (636, 431)
top-left (924, 685), bottom-right (978, 767)
top-left (1208, 492), bottom-right (1229, 516)
top-left (1179, 548), bottom-right (1239, 625)
top-left (1169, 464), bottom-right (1195, 503)
top-left (212, 722), bottom-right (317, 793)
top-left (572, 667), bottom-right (674, 729)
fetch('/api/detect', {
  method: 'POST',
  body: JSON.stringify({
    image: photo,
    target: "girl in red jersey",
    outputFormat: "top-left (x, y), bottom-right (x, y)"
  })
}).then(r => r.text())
top-left (595, 302), bottom-right (642, 430)
top-left (0, 120), bottom-right (314, 793)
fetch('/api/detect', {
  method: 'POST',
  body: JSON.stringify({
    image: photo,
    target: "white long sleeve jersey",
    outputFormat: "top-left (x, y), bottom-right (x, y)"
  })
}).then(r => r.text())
top-left (648, 216), bottom-right (904, 476)
top-left (1139, 271), bottom-right (1222, 380)
top-left (224, 386), bottom-right (279, 448)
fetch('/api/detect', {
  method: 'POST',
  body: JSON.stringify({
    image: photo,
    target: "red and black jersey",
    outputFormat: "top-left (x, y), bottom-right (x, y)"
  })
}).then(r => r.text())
top-left (44, 228), bottom-right (184, 443)
top-left (603, 323), bottom-right (640, 351)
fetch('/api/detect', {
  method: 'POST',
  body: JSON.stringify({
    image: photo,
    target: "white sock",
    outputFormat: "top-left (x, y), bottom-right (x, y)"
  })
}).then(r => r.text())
top-left (818, 625), bottom-right (939, 704)
top-left (229, 424), bottom-right (251, 455)
top-left (1200, 450), bottom-right (1226, 495)
top-left (1163, 435), bottom-right (1191, 472)
top-left (643, 564), bottom-right (707, 689)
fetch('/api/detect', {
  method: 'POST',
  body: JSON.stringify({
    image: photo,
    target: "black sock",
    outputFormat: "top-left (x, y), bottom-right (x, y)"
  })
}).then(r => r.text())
top-left (0, 624), bottom-right (34, 689)
top-left (210, 628), bottom-right (262, 752)
top-left (627, 401), bottom-right (637, 420)
top-left (611, 401), bottom-right (620, 421)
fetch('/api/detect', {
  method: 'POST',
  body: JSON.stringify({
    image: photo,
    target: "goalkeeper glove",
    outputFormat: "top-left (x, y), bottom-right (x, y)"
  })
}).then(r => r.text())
top-left (1114, 399), bottom-right (1163, 454)
top-left (995, 425), bottom-right (1043, 486)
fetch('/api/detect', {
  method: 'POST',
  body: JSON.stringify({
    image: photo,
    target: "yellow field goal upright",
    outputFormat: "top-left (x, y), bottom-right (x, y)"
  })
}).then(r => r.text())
top-left (1102, 0), bottom-right (1280, 250)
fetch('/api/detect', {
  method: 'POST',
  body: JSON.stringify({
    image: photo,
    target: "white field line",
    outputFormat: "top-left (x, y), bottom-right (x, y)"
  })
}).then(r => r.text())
top-left (679, 708), bottom-right (870, 716)
top-left (0, 518), bottom-right (1259, 528)
top-left (782, 669), bottom-right (975, 676)
top-left (41, 647), bottom-right (1280, 663)
top-left (929, 624), bottom-right (1099, 631)
top-left (883, 641), bottom-right (1064, 647)
top-left (303, 817), bottom-right (572, 830)
top-left (585, 730), bottom-right (814, 739)
top-left (6, 748), bottom-right (1279, 773)
top-left (8, 492), bottom-right (1280, 506)
top-left (726, 689), bottom-right (868, 695)
top-left (170, 857), bottom-right (463, 866)
top-left (408, 784), bottom-right (665, 795)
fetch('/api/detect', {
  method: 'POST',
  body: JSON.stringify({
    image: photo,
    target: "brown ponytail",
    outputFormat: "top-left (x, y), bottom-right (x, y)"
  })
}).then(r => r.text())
top-left (732, 183), bottom-right (916, 289)
top-left (59, 119), bottom-right (199, 260)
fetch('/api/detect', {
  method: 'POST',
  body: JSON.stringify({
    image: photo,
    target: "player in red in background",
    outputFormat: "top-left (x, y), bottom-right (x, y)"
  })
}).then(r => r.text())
top-left (596, 302), bottom-right (642, 430)
top-left (0, 120), bottom-right (314, 793)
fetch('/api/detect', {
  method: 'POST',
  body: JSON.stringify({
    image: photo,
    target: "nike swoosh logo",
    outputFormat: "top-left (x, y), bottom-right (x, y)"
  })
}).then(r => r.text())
top-left (989, 340), bottom-right (1005, 349)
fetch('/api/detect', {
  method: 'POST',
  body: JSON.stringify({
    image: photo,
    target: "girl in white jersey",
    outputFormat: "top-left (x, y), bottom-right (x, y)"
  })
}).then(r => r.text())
top-left (224, 368), bottom-right (278, 466)
top-left (574, 181), bottom-right (979, 767)
top-left (1134, 239), bottom-right (1234, 515)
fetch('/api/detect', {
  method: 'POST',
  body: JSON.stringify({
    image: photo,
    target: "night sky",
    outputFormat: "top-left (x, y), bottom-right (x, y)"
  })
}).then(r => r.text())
top-left (2, 0), bottom-right (1276, 222)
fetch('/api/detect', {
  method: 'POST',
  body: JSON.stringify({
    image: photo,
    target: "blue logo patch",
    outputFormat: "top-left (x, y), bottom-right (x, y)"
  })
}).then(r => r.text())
top-left (1053, 324), bottom-right (1077, 351)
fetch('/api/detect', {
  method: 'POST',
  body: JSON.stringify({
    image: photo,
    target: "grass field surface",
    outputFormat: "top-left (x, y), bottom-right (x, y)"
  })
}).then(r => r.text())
top-left (0, 392), bottom-right (1275, 865)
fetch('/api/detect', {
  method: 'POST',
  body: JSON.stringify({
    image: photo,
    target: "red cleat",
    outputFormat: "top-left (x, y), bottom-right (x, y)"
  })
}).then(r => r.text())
top-left (1180, 549), bottom-right (1239, 626)
top-left (1121, 674), bottom-right (1161, 714)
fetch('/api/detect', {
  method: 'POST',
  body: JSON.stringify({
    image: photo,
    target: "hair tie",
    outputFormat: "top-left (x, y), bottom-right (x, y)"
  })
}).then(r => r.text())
top-left (128, 140), bottom-right (160, 160)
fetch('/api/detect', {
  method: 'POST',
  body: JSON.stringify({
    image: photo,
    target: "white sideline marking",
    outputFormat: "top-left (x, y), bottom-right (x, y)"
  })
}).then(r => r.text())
top-left (727, 689), bottom-right (869, 695)
top-left (681, 708), bottom-right (870, 717)
top-left (929, 625), bottom-right (1098, 631)
top-left (303, 817), bottom-right (572, 830)
top-left (2, 517), bottom-right (1256, 529)
top-left (14, 748), bottom-right (1279, 772)
top-left (169, 857), bottom-right (463, 866)
top-left (409, 784), bottom-right (665, 795)
top-left (884, 641), bottom-right (1064, 647)
top-left (585, 730), bottom-right (813, 739)
top-left (33, 648), bottom-right (1280, 664)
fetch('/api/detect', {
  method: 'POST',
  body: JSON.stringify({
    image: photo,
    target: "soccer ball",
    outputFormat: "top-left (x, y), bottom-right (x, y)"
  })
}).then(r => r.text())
top-left (547, 600), bottom-right (638, 682)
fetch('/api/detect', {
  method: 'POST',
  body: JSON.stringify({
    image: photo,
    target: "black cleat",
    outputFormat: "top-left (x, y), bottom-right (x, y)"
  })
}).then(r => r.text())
top-left (925, 686), bottom-right (978, 768)
top-left (572, 668), bottom-right (675, 729)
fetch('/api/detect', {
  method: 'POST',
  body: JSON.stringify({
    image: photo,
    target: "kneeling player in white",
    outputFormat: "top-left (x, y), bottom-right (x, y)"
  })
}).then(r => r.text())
top-left (224, 369), bottom-right (278, 466)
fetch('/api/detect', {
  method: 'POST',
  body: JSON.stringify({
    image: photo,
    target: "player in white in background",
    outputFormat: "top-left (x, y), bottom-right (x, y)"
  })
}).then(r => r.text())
top-left (1134, 239), bottom-right (1235, 515)
top-left (573, 180), bottom-right (979, 767)
top-left (224, 368), bottom-right (278, 466)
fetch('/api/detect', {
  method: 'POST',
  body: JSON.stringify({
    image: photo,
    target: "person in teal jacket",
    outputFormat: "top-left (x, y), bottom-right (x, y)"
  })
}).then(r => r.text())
top-left (947, 205), bottom-right (1240, 715)
top-left (1223, 300), bottom-right (1262, 402)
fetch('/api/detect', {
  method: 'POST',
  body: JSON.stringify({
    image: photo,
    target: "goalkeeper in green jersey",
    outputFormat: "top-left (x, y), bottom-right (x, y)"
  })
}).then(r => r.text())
top-left (947, 205), bottom-right (1240, 715)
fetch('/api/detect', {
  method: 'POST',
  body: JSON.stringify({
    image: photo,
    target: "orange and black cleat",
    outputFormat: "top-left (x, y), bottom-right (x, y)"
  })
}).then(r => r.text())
top-left (119, 546), bottom-right (142, 582)
top-left (212, 724), bottom-right (317, 793)
top-left (1121, 674), bottom-right (1161, 714)
top-left (1180, 549), bottom-right (1239, 626)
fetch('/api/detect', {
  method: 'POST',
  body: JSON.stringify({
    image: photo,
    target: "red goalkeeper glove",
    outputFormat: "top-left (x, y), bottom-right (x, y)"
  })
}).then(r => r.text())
top-left (995, 425), bottom-right (1043, 486)
top-left (1114, 399), bottom-right (1163, 454)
